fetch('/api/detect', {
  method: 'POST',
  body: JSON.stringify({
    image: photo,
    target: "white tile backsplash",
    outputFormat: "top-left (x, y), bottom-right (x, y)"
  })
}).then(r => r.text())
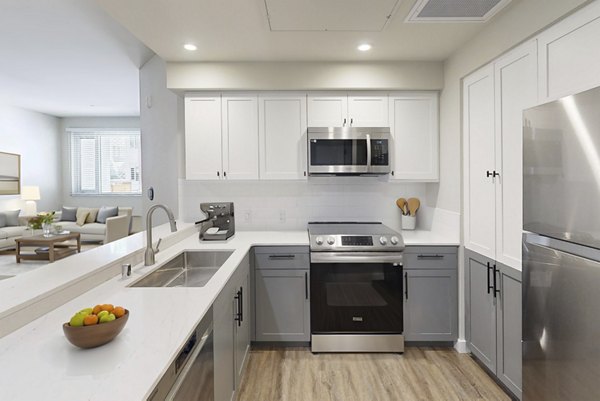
top-left (179, 178), bottom-right (439, 232)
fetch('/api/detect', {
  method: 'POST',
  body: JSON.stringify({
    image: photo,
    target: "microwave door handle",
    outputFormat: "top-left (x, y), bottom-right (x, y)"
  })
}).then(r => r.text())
top-left (366, 134), bottom-right (371, 172)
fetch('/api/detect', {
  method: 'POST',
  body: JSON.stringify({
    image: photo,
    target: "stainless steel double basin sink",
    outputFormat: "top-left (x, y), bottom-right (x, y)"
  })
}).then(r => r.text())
top-left (129, 250), bottom-right (234, 288)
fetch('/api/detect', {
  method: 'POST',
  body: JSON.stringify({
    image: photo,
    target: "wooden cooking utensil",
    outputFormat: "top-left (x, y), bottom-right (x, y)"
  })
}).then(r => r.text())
top-left (407, 198), bottom-right (420, 217)
top-left (396, 198), bottom-right (408, 215)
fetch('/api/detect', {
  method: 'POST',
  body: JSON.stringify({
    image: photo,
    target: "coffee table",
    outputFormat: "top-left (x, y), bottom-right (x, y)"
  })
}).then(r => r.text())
top-left (15, 232), bottom-right (81, 263)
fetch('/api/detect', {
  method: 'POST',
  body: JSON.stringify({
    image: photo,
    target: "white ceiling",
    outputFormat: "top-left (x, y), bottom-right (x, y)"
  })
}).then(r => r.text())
top-left (0, 0), bottom-right (154, 117)
top-left (96, 0), bottom-right (518, 62)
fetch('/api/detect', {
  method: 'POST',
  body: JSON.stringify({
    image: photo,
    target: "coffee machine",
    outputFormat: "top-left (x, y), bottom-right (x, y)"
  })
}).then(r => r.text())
top-left (196, 202), bottom-right (235, 241)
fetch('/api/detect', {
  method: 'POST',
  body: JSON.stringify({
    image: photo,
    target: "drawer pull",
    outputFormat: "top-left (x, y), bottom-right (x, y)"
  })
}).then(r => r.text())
top-left (268, 255), bottom-right (296, 260)
top-left (417, 254), bottom-right (444, 260)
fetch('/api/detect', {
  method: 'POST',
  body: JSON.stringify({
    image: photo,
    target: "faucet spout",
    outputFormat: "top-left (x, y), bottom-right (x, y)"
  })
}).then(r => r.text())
top-left (145, 204), bottom-right (178, 266)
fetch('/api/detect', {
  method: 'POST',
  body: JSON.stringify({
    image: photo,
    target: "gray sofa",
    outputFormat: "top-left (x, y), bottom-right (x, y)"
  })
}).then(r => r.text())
top-left (0, 207), bottom-right (135, 250)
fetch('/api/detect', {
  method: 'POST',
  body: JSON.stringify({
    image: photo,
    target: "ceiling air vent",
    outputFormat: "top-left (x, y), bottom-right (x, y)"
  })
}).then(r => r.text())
top-left (406, 0), bottom-right (512, 22)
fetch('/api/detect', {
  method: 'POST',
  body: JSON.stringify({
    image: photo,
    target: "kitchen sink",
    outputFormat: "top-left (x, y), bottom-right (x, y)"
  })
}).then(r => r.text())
top-left (129, 250), bottom-right (234, 288)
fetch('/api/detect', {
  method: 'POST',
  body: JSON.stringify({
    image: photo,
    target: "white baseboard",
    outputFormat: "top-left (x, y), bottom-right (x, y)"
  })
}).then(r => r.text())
top-left (454, 339), bottom-right (469, 353)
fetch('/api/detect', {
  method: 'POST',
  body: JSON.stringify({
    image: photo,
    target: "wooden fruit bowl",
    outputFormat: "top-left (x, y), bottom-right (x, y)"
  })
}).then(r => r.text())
top-left (63, 309), bottom-right (129, 349)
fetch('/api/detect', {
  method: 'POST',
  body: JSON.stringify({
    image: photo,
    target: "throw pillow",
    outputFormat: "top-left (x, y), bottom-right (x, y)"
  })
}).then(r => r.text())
top-left (76, 211), bottom-right (89, 227)
top-left (96, 206), bottom-right (118, 224)
top-left (85, 208), bottom-right (99, 224)
top-left (60, 206), bottom-right (77, 222)
top-left (0, 213), bottom-right (6, 228)
top-left (76, 208), bottom-right (89, 225)
top-left (4, 210), bottom-right (20, 227)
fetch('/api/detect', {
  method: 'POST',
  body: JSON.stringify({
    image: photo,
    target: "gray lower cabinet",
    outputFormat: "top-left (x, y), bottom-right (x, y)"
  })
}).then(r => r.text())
top-left (466, 248), bottom-right (522, 400)
top-left (254, 246), bottom-right (310, 342)
top-left (403, 246), bottom-right (458, 342)
top-left (214, 254), bottom-right (251, 401)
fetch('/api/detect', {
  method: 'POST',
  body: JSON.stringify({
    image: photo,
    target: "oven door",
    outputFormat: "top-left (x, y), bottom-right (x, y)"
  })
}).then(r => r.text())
top-left (310, 253), bottom-right (403, 334)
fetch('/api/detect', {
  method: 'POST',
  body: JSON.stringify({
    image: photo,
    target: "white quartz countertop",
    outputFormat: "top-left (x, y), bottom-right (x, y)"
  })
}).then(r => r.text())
top-left (0, 227), bottom-right (458, 400)
top-left (401, 229), bottom-right (460, 246)
top-left (0, 231), bottom-right (309, 401)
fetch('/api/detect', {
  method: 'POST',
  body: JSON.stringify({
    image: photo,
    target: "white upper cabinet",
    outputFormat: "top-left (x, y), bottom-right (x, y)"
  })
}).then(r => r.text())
top-left (463, 65), bottom-right (497, 260)
top-left (306, 92), bottom-right (389, 127)
top-left (537, 1), bottom-right (600, 102)
top-left (258, 93), bottom-right (308, 180)
top-left (347, 93), bottom-right (389, 127)
top-left (185, 93), bottom-right (259, 180)
top-left (222, 94), bottom-right (259, 180)
top-left (184, 94), bottom-right (222, 180)
top-left (463, 40), bottom-right (538, 268)
top-left (389, 92), bottom-right (439, 181)
top-left (494, 41), bottom-right (537, 269)
top-left (307, 93), bottom-right (348, 127)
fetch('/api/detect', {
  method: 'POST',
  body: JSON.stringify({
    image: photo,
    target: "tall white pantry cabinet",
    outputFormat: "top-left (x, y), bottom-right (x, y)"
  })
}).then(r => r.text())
top-left (463, 40), bottom-right (538, 267)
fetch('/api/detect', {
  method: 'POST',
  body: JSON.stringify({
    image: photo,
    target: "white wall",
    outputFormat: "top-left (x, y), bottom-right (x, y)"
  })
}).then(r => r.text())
top-left (59, 116), bottom-right (143, 214)
top-left (0, 105), bottom-right (61, 213)
top-left (166, 61), bottom-right (444, 91)
top-left (180, 178), bottom-right (432, 232)
top-left (140, 55), bottom-right (183, 226)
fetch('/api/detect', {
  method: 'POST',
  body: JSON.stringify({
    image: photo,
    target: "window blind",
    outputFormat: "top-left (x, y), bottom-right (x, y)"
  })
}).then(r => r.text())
top-left (69, 130), bottom-right (142, 196)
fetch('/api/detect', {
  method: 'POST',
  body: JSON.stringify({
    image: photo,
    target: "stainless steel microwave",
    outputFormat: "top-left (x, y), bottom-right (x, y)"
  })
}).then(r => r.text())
top-left (307, 127), bottom-right (391, 176)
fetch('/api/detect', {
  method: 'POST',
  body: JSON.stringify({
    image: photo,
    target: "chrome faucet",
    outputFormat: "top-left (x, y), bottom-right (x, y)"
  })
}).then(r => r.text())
top-left (145, 204), bottom-right (178, 266)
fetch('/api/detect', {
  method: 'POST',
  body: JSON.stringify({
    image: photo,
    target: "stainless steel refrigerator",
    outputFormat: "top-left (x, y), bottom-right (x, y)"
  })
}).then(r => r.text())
top-left (523, 85), bottom-right (600, 401)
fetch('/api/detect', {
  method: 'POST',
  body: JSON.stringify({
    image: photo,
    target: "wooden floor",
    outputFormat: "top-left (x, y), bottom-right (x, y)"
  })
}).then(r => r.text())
top-left (236, 346), bottom-right (511, 401)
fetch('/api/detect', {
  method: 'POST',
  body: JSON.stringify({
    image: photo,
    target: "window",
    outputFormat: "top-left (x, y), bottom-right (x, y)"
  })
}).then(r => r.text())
top-left (70, 130), bottom-right (142, 195)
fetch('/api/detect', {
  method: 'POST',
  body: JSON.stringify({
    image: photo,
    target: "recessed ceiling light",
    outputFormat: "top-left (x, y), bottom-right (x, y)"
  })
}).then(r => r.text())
top-left (358, 44), bottom-right (372, 52)
top-left (183, 43), bottom-right (197, 51)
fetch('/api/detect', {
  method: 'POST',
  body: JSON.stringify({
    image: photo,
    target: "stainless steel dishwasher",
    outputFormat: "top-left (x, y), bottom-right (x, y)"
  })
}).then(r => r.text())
top-left (148, 308), bottom-right (214, 401)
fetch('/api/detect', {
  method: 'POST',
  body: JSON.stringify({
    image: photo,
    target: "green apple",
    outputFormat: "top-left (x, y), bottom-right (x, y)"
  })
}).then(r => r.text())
top-left (99, 312), bottom-right (116, 323)
top-left (97, 310), bottom-right (109, 319)
top-left (78, 308), bottom-right (93, 316)
top-left (69, 313), bottom-right (85, 327)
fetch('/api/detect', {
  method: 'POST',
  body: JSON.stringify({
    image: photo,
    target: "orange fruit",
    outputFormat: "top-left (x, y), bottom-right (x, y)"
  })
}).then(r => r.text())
top-left (113, 306), bottom-right (125, 319)
top-left (92, 305), bottom-right (102, 315)
top-left (83, 314), bottom-right (99, 326)
top-left (101, 304), bottom-right (114, 313)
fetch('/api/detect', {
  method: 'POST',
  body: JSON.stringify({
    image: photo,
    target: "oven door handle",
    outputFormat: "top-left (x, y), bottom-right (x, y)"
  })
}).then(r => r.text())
top-left (310, 252), bottom-right (403, 264)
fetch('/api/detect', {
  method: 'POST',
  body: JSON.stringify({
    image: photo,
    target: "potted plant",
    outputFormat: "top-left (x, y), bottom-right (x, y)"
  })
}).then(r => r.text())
top-left (28, 211), bottom-right (56, 237)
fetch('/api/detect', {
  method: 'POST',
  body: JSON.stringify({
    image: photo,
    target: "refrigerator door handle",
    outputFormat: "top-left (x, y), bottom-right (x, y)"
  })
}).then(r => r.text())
top-left (486, 262), bottom-right (493, 294)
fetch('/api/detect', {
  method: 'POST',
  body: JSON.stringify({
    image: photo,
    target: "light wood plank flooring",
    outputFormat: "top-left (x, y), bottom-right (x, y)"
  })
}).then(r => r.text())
top-left (237, 347), bottom-right (511, 401)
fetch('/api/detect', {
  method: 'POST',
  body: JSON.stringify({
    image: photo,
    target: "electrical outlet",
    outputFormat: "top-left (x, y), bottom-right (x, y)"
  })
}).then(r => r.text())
top-left (243, 210), bottom-right (252, 224)
top-left (279, 210), bottom-right (286, 223)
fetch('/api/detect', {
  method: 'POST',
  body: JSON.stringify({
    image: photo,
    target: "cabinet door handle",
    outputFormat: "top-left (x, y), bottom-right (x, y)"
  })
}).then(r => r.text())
top-left (239, 286), bottom-right (243, 323)
top-left (305, 272), bottom-right (309, 300)
top-left (350, 118), bottom-right (353, 126)
top-left (493, 265), bottom-right (500, 298)
top-left (304, 171), bottom-right (307, 177)
top-left (404, 271), bottom-right (408, 300)
top-left (486, 262), bottom-right (494, 294)
top-left (417, 254), bottom-right (444, 260)
top-left (268, 254), bottom-right (296, 260)
top-left (217, 171), bottom-right (220, 177)
top-left (343, 118), bottom-right (347, 127)
top-left (391, 171), bottom-right (394, 176)
top-left (223, 171), bottom-right (227, 178)
top-left (486, 170), bottom-right (493, 178)
top-left (234, 288), bottom-right (243, 326)
top-left (493, 171), bottom-right (500, 178)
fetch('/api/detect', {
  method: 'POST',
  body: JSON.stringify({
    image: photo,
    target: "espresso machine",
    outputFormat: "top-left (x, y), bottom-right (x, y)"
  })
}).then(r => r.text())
top-left (196, 202), bottom-right (235, 241)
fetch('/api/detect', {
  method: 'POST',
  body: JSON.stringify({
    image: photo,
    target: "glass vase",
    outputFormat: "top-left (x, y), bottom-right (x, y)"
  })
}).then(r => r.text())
top-left (42, 222), bottom-right (52, 237)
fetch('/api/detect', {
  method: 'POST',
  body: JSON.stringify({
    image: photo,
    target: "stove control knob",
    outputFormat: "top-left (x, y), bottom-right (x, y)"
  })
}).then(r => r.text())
top-left (327, 236), bottom-right (335, 245)
top-left (315, 236), bottom-right (323, 245)
top-left (379, 236), bottom-right (388, 245)
top-left (390, 236), bottom-right (399, 245)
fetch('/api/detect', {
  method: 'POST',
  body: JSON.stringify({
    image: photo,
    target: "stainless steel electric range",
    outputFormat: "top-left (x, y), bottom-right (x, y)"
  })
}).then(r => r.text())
top-left (308, 222), bottom-right (405, 353)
